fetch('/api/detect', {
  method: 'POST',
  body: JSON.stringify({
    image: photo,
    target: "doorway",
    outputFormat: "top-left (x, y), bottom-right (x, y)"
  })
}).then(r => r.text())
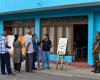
top-left (73, 24), bottom-right (88, 62)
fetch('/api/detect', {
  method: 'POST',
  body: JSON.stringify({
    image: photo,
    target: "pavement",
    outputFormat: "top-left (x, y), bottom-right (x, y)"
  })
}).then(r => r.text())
top-left (0, 62), bottom-right (100, 80)
top-left (39, 64), bottom-right (100, 80)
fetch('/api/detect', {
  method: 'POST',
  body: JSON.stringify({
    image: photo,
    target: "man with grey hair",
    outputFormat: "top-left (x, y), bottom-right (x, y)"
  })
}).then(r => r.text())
top-left (24, 29), bottom-right (34, 72)
top-left (0, 31), bottom-right (14, 75)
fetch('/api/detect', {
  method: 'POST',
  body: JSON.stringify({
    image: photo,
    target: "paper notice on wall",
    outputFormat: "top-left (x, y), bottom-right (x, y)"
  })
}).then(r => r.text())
top-left (7, 35), bottom-right (14, 54)
top-left (57, 38), bottom-right (68, 55)
top-left (7, 35), bottom-right (26, 55)
top-left (19, 36), bottom-right (26, 54)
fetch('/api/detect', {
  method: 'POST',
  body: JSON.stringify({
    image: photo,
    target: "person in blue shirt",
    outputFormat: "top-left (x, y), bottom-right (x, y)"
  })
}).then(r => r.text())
top-left (32, 33), bottom-right (39, 70)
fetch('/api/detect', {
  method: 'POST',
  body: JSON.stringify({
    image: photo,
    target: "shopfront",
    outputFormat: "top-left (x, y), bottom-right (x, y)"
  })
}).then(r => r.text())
top-left (40, 16), bottom-right (88, 63)
top-left (0, 0), bottom-right (100, 65)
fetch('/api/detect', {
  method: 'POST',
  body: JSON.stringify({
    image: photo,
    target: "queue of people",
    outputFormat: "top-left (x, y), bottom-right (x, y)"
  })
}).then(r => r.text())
top-left (0, 29), bottom-right (52, 75)
top-left (1, 30), bottom-right (100, 75)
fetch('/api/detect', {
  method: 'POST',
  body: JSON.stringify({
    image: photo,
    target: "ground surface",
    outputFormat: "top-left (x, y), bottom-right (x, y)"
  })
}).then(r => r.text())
top-left (0, 71), bottom-right (98, 80)
top-left (0, 62), bottom-right (100, 80)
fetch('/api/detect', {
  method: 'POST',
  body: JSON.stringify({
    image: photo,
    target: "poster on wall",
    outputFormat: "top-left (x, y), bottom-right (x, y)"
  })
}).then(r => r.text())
top-left (7, 35), bottom-right (14, 54)
top-left (18, 36), bottom-right (26, 54)
top-left (57, 38), bottom-right (68, 55)
top-left (7, 35), bottom-right (26, 55)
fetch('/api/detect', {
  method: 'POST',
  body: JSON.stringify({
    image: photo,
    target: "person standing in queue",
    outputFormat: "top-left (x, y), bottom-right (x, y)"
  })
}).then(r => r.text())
top-left (0, 31), bottom-right (15, 75)
top-left (13, 35), bottom-right (23, 72)
top-left (24, 29), bottom-right (34, 72)
top-left (32, 33), bottom-right (39, 70)
top-left (41, 34), bottom-right (52, 69)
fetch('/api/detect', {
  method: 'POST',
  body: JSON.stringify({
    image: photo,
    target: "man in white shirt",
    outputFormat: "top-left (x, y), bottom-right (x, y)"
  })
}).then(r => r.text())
top-left (24, 29), bottom-right (34, 72)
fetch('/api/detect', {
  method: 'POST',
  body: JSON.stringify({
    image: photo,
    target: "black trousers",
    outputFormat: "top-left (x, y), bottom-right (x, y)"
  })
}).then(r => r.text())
top-left (0, 53), bottom-right (12, 74)
top-left (94, 56), bottom-right (99, 71)
top-left (14, 63), bottom-right (21, 72)
top-left (25, 53), bottom-right (33, 72)
top-left (32, 52), bottom-right (37, 69)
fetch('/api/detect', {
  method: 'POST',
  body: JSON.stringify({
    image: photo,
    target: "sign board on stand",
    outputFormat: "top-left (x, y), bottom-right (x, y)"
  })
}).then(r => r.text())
top-left (56, 38), bottom-right (68, 70)
top-left (57, 38), bottom-right (68, 55)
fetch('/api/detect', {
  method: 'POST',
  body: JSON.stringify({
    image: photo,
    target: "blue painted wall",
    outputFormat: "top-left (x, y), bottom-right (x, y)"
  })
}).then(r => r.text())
top-left (35, 18), bottom-right (40, 40)
top-left (0, 21), bottom-right (3, 36)
top-left (0, 0), bottom-right (100, 13)
top-left (88, 13), bottom-right (95, 65)
top-left (1, 6), bottom-right (100, 21)
top-left (87, 12), bottom-right (100, 65)
top-left (95, 12), bottom-right (100, 32)
top-left (50, 54), bottom-right (72, 62)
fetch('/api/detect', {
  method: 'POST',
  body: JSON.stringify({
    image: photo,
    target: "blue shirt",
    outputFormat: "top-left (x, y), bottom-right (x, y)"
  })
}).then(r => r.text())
top-left (32, 39), bottom-right (39, 52)
top-left (0, 36), bottom-right (9, 54)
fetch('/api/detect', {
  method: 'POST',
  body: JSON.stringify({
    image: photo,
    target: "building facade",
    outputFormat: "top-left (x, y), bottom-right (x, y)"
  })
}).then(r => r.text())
top-left (0, 0), bottom-right (100, 65)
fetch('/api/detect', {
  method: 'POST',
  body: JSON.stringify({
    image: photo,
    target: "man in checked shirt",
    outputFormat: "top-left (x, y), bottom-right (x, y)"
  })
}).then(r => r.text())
top-left (0, 31), bottom-right (15, 75)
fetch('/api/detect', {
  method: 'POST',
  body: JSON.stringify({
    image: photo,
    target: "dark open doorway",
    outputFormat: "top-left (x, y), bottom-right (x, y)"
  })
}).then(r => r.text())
top-left (73, 24), bottom-right (88, 62)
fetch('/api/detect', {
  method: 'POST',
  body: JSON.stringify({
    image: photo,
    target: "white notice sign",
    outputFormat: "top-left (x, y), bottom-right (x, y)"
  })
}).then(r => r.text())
top-left (57, 38), bottom-right (68, 55)
top-left (7, 35), bottom-right (14, 54)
